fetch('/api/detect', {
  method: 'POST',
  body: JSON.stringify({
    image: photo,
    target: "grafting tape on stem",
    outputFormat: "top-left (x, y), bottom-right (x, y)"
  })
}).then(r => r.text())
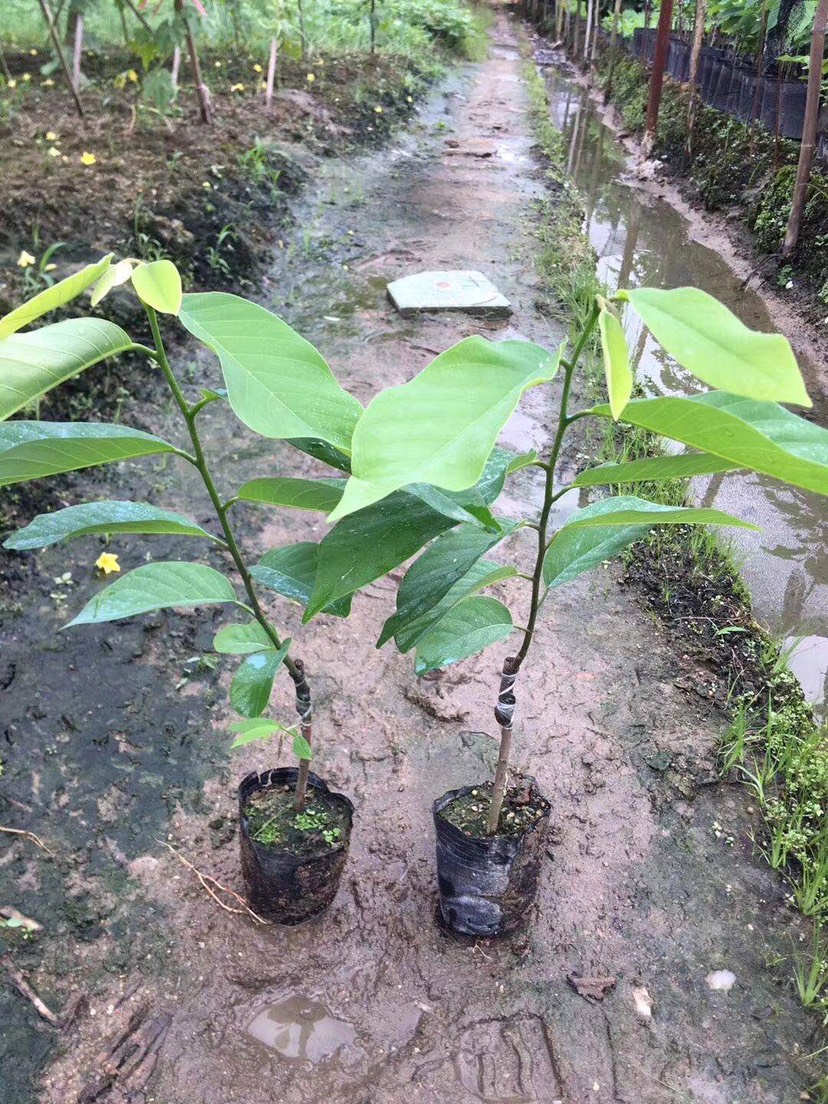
top-left (494, 656), bottom-right (518, 730)
top-left (292, 657), bottom-right (313, 727)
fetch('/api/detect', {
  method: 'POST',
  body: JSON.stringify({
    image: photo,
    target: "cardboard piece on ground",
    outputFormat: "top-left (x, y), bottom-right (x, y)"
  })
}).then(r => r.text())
top-left (386, 270), bottom-right (511, 318)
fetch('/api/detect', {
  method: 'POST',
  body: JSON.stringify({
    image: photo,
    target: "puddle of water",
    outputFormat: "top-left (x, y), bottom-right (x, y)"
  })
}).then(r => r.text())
top-left (246, 995), bottom-right (360, 1065)
top-left (542, 59), bottom-right (828, 719)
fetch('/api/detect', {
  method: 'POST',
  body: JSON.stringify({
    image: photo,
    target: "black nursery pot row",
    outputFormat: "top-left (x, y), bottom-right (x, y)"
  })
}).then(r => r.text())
top-left (238, 768), bottom-right (552, 937)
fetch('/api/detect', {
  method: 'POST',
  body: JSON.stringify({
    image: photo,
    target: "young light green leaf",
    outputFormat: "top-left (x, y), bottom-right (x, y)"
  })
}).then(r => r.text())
top-left (229, 717), bottom-right (292, 749)
top-left (573, 452), bottom-right (741, 488)
top-left (214, 621), bottom-right (276, 655)
top-left (414, 595), bottom-right (513, 674)
top-left (590, 393), bottom-right (828, 496)
top-left (506, 450), bottom-right (539, 474)
top-left (0, 318), bottom-right (133, 421)
top-left (90, 259), bottom-right (135, 307)
top-left (328, 337), bottom-right (561, 521)
top-left (544, 514), bottom-right (654, 590)
top-left (619, 287), bottom-right (811, 407)
top-left (560, 494), bottom-right (758, 532)
top-left (252, 544), bottom-right (353, 618)
top-left (598, 304), bottom-right (632, 420)
top-left (0, 254), bottom-right (113, 340)
top-left (0, 422), bottom-right (179, 487)
top-left (4, 501), bottom-right (213, 550)
top-left (235, 476), bottom-right (345, 513)
top-left (378, 522), bottom-right (514, 647)
top-left (293, 731), bottom-right (312, 760)
top-left (131, 259), bottom-right (183, 316)
top-left (65, 562), bottom-right (238, 627)
top-left (230, 640), bottom-right (291, 718)
top-left (178, 293), bottom-right (362, 452)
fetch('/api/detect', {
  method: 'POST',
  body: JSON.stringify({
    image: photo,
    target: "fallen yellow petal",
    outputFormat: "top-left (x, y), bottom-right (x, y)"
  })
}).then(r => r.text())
top-left (95, 553), bottom-right (121, 575)
top-left (253, 63), bottom-right (263, 73)
top-left (45, 130), bottom-right (57, 141)
top-left (80, 151), bottom-right (97, 166)
top-left (17, 250), bottom-right (35, 268)
top-left (306, 73), bottom-right (315, 83)
top-left (48, 146), bottom-right (60, 158)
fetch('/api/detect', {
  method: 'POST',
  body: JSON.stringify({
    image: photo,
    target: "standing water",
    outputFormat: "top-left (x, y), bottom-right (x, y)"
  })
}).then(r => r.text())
top-left (541, 57), bottom-right (828, 720)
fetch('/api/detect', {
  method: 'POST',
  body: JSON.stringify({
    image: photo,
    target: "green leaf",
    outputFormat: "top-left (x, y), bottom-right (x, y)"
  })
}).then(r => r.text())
top-left (598, 304), bottom-right (632, 420)
top-left (252, 543), bottom-right (353, 618)
top-left (287, 437), bottom-right (352, 472)
top-left (90, 260), bottom-right (134, 308)
top-left (414, 595), bottom-right (513, 674)
top-left (619, 287), bottom-right (811, 407)
top-left (329, 337), bottom-right (561, 520)
top-left (572, 453), bottom-right (741, 488)
top-left (230, 640), bottom-right (291, 718)
top-left (65, 562), bottom-right (238, 627)
top-left (178, 293), bottom-right (362, 452)
top-left (378, 522), bottom-right (514, 647)
top-left (214, 620), bottom-right (274, 654)
top-left (544, 516), bottom-right (652, 589)
top-left (405, 484), bottom-right (501, 531)
top-left (505, 450), bottom-right (538, 474)
top-left (590, 393), bottom-right (828, 497)
top-left (4, 501), bottom-right (213, 550)
top-left (131, 259), bottom-right (183, 316)
top-left (560, 494), bottom-right (758, 532)
top-left (0, 422), bottom-right (179, 488)
top-left (0, 318), bottom-right (133, 421)
top-left (235, 477), bottom-right (345, 513)
top-left (0, 254), bottom-right (113, 340)
top-left (293, 731), bottom-right (312, 760)
top-left (229, 717), bottom-right (291, 749)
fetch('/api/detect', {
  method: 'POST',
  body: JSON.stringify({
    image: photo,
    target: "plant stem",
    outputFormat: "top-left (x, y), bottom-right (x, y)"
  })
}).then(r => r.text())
top-left (144, 306), bottom-right (313, 807)
top-left (486, 302), bottom-right (601, 835)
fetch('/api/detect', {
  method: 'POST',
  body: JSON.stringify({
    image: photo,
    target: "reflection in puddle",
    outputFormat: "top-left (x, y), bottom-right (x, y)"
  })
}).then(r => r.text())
top-left (541, 57), bottom-right (828, 718)
top-left (247, 996), bottom-right (359, 1065)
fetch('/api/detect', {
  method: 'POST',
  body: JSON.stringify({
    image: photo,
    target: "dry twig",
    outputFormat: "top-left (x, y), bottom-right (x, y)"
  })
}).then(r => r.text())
top-left (0, 826), bottom-right (55, 856)
top-left (159, 840), bottom-right (268, 925)
top-left (1, 953), bottom-right (59, 1025)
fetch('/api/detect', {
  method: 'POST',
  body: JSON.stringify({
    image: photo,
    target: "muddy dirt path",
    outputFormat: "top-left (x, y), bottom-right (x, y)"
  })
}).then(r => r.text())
top-left (1, 12), bottom-right (823, 1104)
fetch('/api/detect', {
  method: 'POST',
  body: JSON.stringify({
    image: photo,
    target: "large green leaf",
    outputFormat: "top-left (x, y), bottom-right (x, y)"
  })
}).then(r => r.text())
top-left (0, 318), bottom-right (133, 421)
top-left (619, 287), bottom-right (811, 406)
top-left (405, 484), bottom-right (500, 531)
top-left (235, 476), bottom-right (345, 513)
top-left (573, 452), bottom-right (741, 488)
top-left (214, 620), bottom-right (274, 654)
top-left (560, 494), bottom-right (757, 532)
top-left (393, 558), bottom-right (517, 654)
top-left (329, 337), bottom-right (561, 520)
top-left (378, 522), bottom-right (515, 647)
top-left (0, 254), bottom-right (113, 340)
top-left (252, 543), bottom-right (353, 618)
top-left (0, 422), bottom-right (180, 488)
top-left (590, 392), bottom-right (828, 496)
top-left (3, 501), bottom-right (214, 550)
top-left (65, 562), bottom-right (238, 627)
top-left (230, 640), bottom-right (291, 718)
top-left (544, 516), bottom-right (653, 590)
top-left (598, 304), bottom-right (632, 420)
top-left (178, 293), bottom-right (362, 452)
top-left (414, 595), bottom-right (513, 675)
top-left (132, 260), bottom-right (182, 316)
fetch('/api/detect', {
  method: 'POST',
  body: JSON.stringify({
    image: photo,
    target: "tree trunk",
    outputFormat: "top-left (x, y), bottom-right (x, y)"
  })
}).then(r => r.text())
top-left (297, 0), bottom-right (306, 59)
top-left (610, 0), bottom-right (622, 49)
top-left (749, 0), bottom-right (769, 145)
top-left (685, 0), bottom-right (706, 159)
top-left (176, 0), bottom-right (212, 124)
top-left (265, 36), bottom-right (277, 106)
top-left (583, 0), bottom-right (593, 64)
top-left (591, 0), bottom-right (600, 62)
top-left (38, 0), bottom-right (84, 117)
top-left (643, 0), bottom-right (675, 154)
top-left (171, 45), bottom-right (181, 91)
top-left (783, 0), bottom-right (828, 255)
top-left (71, 11), bottom-right (83, 90)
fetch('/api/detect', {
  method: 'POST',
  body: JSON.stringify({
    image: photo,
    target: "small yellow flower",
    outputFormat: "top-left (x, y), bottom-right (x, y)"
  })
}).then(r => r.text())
top-left (17, 250), bottom-right (35, 268)
top-left (230, 82), bottom-right (245, 92)
top-left (202, 181), bottom-right (212, 190)
top-left (48, 146), bottom-right (61, 158)
top-left (22, 72), bottom-right (31, 82)
top-left (95, 553), bottom-right (120, 575)
top-left (406, 95), bottom-right (413, 103)
top-left (253, 63), bottom-right (262, 73)
top-left (306, 72), bottom-right (315, 83)
top-left (29, 48), bottom-right (38, 56)
top-left (80, 151), bottom-right (97, 166)
top-left (214, 60), bottom-right (222, 68)
top-left (45, 130), bottom-right (57, 141)
top-left (127, 69), bottom-right (138, 83)
top-left (42, 78), bottom-right (54, 87)
top-left (374, 105), bottom-right (383, 114)
top-left (7, 79), bottom-right (17, 89)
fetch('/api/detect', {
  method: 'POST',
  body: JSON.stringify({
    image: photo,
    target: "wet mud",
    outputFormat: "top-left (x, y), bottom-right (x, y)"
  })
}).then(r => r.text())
top-left (1, 11), bottom-right (825, 1104)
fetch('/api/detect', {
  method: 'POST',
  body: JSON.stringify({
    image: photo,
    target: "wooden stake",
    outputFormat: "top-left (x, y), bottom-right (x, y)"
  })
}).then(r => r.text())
top-left (783, 0), bottom-right (828, 255)
top-left (265, 35), bottom-right (277, 106)
top-left (171, 45), bottom-right (181, 91)
top-left (71, 11), bottom-right (83, 92)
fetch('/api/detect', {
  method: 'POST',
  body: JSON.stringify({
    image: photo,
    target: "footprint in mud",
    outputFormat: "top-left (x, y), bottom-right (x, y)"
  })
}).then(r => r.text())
top-left (246, 995), bottom-right (363, 1067)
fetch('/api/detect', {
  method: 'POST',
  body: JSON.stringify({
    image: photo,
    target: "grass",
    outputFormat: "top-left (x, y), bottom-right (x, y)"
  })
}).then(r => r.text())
top-left (523, 43), bottom-right (828, 1035)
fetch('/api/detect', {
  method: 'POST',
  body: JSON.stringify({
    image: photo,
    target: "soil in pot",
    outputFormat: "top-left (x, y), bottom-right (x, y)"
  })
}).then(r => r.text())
top-left (239, 768), bottom-right (354, 925)
top-left (433, 777), bottom-right (551, 939)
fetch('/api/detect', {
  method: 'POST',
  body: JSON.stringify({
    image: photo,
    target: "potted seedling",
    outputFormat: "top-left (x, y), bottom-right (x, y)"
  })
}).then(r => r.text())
top-left (323, 287), bottom-right (828, 937)
top-left (0, 255), bottom-right (537, 923)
